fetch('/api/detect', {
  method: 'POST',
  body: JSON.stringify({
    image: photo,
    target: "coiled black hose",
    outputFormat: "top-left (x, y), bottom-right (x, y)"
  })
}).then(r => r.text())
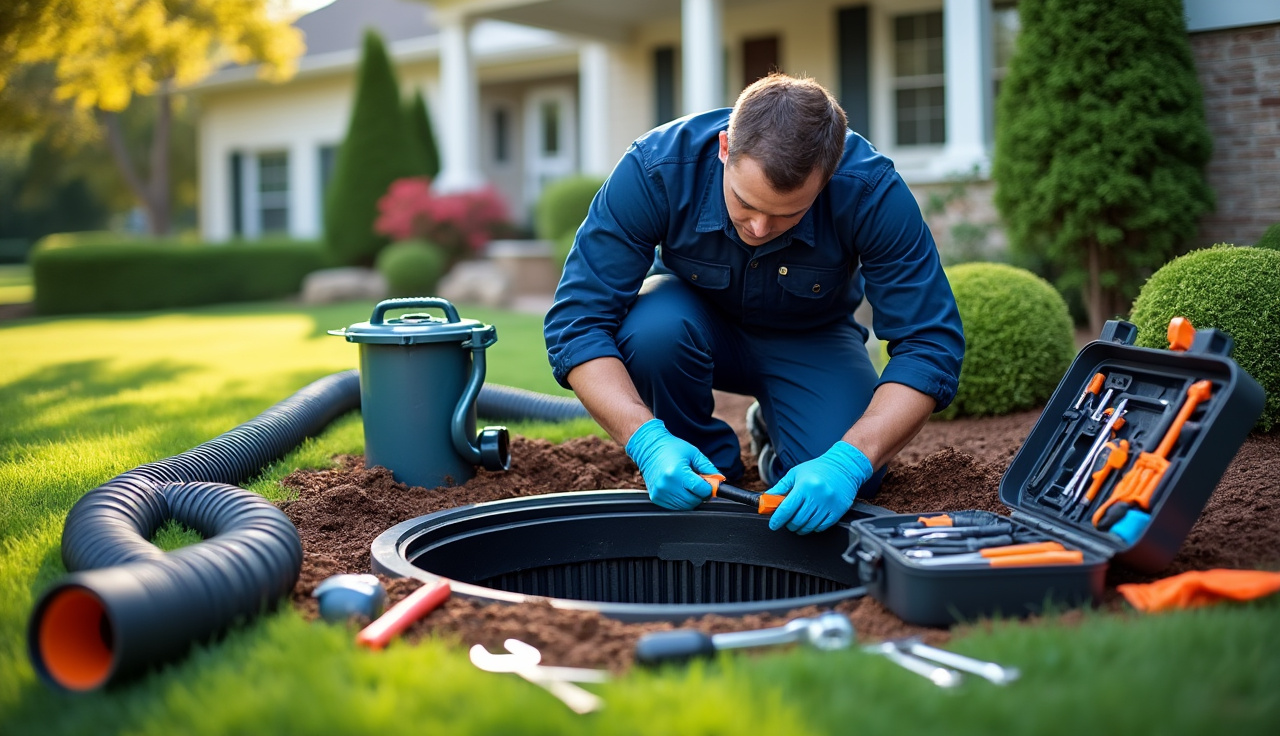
top-left (29, 371), bottom-right (361, 692)
top-left (476, 383), bottom-right (590, 423)
top-left (29, 370), bottom-right (589, 692)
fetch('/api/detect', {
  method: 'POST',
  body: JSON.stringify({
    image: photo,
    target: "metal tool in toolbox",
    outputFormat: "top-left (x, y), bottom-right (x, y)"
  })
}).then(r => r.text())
top-left (470, 638), bottom-right (609, 714)
top-left (635, 611), bottom-right (855, 665)
top-left (842, 318), bottom-right (1265, 626)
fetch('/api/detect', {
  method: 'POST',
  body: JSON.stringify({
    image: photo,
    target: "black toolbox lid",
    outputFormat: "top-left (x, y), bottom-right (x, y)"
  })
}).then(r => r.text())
top-left (998, 319), bottom-right (1265, 572)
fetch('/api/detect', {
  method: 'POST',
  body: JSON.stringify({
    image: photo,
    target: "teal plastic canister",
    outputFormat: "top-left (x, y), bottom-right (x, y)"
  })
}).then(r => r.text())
top-left (329, 297), bottom-right (510, 488)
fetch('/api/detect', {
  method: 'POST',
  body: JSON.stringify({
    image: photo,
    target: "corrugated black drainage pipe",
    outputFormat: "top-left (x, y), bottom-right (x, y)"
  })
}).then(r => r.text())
top-left (29, 371), bottom-right (590, 692)
top-left (28, 371), bottom-right (361, 692)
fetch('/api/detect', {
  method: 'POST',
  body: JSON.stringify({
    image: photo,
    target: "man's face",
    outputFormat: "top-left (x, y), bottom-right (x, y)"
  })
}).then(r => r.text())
top-left (718, 131), bottom-right (826, 247)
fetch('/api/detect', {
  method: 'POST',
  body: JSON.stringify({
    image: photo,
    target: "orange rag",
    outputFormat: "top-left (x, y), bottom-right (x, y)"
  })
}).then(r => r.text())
top-left (1117, 569), bottom-right (1280, 613)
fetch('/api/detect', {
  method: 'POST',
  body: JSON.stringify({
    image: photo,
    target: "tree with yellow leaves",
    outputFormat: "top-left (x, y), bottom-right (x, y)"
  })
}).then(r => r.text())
top-left (1, 0), bottom-right (303, 235)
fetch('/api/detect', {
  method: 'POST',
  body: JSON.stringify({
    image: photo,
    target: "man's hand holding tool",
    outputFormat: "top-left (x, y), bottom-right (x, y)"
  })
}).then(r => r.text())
top-left (766, 441), bottom-right (872, 535)
top-left (625, 418), bottom-right (720, 510)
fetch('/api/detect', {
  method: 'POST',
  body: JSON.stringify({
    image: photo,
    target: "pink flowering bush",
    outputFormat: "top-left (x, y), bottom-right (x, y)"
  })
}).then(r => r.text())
top-left (373, 177), bottom-right (513, 264)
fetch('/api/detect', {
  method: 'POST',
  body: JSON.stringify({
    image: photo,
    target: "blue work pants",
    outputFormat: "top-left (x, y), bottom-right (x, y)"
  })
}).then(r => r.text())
top-left (616, 275), bottom-right (886, 493)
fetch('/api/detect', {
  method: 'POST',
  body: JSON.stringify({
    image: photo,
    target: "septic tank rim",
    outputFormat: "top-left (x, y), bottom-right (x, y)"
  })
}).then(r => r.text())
top-left (370, 489), bottom-right (889, 622)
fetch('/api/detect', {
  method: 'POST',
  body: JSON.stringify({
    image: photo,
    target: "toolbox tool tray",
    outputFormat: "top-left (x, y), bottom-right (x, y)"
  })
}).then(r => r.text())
top-left (843, 320), bottom-right (1265, 626)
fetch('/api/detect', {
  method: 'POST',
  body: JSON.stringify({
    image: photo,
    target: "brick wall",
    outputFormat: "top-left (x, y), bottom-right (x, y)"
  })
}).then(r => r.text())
top-left (1190, 23), bottom-right (1280, 247)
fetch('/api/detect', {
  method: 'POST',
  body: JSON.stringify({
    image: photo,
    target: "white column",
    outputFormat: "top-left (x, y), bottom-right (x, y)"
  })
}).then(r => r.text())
top-left (681, 0), bottom-right (724, 115)
top-left (435, 12), bottom-right (485, 192)
top-left (290, 139), bottom-right (319, 239)
top-left (941, 0), bottom-right (992, 175)
top-left (579, 42), bottom-right (615, 177)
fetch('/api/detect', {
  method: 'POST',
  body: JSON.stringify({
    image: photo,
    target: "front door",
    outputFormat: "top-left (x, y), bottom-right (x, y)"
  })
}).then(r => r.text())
top-left (524, 85), bottom-right (577, 211)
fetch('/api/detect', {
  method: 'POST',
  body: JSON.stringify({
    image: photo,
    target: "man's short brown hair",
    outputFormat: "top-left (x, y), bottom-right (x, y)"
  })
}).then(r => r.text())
top-left (727, 73), bottom-right (848, 192)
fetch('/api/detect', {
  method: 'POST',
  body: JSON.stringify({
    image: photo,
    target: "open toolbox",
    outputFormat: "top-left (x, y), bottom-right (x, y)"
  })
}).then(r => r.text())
top-left (842, 318), bottom-right (1266, 626)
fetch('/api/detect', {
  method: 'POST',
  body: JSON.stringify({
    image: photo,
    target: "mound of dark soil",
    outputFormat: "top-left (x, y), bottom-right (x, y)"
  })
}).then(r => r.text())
top-left (278, 394), bottom-right (1280, 670)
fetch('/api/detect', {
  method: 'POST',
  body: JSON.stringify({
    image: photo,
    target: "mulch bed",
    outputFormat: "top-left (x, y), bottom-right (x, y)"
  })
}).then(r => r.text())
top-left (278, 392), bottom-right (1280, 671)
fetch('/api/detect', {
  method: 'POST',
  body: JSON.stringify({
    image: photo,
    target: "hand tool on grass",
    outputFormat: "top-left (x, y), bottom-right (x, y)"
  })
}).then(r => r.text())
top-left (887, 637), bottom-right (1021, 685)
top-left (1028, 372), bottom-right (1105, 490)
top-left (355, 579), bottom-right (451, 650)
top-left (911, 549), bottom-right (1084, 568)
top-left (470, 638), bottom-right (607, 714)
top-left (1059, 400), bottom-right (1129, 508)
top-left (1093, 380), bottom-right (1213, 530)
top-left (903, 541), bottom-right (1066, 560)
top-left (634, 611), bottom-right (854, 666)
top-left (862, 641), bottom-right (962, 688)
top-left (699, 473), bottom-right (783, 514)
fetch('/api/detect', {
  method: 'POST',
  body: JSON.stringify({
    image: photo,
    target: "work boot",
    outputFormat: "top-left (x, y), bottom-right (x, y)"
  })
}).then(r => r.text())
top-left (746, 401), bottom-right (781, 486)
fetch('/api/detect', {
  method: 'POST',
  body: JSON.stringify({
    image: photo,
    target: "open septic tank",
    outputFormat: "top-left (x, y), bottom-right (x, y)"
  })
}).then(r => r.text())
top-left (372, 490), bottom-right (885, 622)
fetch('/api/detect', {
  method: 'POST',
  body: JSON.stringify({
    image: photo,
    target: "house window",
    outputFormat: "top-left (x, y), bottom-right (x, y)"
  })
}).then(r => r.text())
top-left (653, 45), bottom-right (677, 126)
top-left (540, 101), bottom-right (560, 155)
top-left (229, 152), bottom-right (243, 237)
top-left (893, 11), bottom-right (945, 146)
top-left (993, 2), bottom-right (1020, 104)
top-left (257, 151), bottom-right (289, 234)
top-left (494, 107), bottom-right (510, 163)
top-left (318, 145), bottom-right (336, 196)
top-left (742, 36), bottom-right (780, 88)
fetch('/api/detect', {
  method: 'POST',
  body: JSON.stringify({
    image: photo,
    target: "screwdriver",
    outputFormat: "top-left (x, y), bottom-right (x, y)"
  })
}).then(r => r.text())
top-left (911, 548), bottom-right (1084, 568)
top-left (1029, 372), bottom-right (1106, 490)
top-left (700, 474), bottom-right (783, 514)
top-left (900, 523), bottom-right (1014, 539)
top-left (905, 541), bottom-right (1067, 560)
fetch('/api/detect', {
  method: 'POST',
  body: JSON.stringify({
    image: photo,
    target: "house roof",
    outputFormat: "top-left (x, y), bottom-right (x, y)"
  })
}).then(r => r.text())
top-left (295, 0), bottom-right (436, 58)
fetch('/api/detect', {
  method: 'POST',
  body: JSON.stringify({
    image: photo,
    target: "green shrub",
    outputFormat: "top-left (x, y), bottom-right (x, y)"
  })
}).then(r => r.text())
top-left (31, 238), bottom-right (327, 315)
top-left (940, 262), bottom-right (1075, 418)
top-left (534, 175), bottom-right (605, 264)
top-left (1129, 244), bottom-right (1280, 432)
top-left (323, 31), bottom-right (418, 267)
top-left (376, 239), bottom-right (447, 297)
top-left (404, 89), bottom-right (440, 180)
top-left (992, 0), bottom-right (1213, 333)
top-left (1254, 223), bottom-right (1280, 251)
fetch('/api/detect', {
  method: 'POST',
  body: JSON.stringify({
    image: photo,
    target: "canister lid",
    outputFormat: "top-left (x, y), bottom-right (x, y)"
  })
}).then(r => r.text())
top-left (328, 297), bottom-right (494, 345)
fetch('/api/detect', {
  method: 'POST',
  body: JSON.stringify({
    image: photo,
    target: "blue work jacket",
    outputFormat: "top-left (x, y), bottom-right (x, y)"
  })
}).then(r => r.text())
top-left (544, 109), bottom-right (964, 409)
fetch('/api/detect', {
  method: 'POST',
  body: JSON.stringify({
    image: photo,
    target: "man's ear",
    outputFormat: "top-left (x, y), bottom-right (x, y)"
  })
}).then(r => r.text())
top-left (718, 131), bottom-right (729, 164)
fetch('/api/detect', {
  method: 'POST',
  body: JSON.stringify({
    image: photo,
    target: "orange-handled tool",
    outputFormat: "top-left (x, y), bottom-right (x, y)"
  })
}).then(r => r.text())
top-left (904, 542), bottom-right (1067, 561)
top-left (356, 579), bottom-right (451, 650)
top-left (915, 549), bottom-right (1084, 568)
top-left (1093, 380), bottom-right (1213, 528)
top-left (700, 473), bottom-right (783, 514)
top-left (1082, 439), bottom-right (1130, 504)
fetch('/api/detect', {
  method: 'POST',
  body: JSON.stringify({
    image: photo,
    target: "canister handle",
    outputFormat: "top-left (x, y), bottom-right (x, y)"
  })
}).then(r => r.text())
top-left (370, 297), bottom-right (460, 325)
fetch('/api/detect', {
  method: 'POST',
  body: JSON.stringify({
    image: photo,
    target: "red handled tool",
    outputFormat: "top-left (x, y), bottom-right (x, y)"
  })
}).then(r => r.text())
top-left (1093, 380), bottom-right (1213, 529)
top-left (356, 579), bottom-right (451, 650)
top-left (700, 473), bottom-right (783, 514)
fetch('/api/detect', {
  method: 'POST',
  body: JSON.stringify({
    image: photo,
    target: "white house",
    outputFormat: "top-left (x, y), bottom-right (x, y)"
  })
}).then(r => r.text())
top-left (194, 0), bottom-right (1280, 248)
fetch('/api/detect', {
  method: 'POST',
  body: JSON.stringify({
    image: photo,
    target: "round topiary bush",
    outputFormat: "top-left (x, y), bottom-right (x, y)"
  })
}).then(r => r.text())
top-left (1129, 244), bottom-right (1280, 432)
top-left (940, 262), bottom-right (1075, 418)
top-left (534, 175), bottom-right (605, 264)
top-left (1254, 223), bottom-right (1280, 252)
top-left (375, 239), bottom-right (447, 297)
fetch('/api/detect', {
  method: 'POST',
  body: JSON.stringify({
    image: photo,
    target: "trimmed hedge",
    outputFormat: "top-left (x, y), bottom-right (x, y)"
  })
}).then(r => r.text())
top-left (534, 175), bottom-right (605, 264)
top-left (32, 238), bottom-right (327, 315)
top-left (940, 262), bottom-right (1076, 418)
top-left (1129, 244), bottom-right (1280, 433)
top-left (376, 239), bottom-right (447, 297)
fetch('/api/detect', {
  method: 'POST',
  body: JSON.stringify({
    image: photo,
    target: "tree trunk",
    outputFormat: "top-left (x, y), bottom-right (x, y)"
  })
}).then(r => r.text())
top-left (98, 85), bottom-right (173, 236)
top-left (1086, 239), bottom-right (1104, 336)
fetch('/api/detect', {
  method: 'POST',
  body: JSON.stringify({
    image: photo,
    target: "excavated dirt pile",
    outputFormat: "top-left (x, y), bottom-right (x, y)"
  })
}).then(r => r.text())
top-left (279, 396), bottom-right (1280, 671)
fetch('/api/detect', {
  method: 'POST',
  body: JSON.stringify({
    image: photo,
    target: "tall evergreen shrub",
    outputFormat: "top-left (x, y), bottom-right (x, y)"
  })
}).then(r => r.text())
top-left (323, 31), bottom-right (416, 266)
top-left (404, 89), bottom-right (441, 179)
top-left (992, 0), bottom-right (1214, 335)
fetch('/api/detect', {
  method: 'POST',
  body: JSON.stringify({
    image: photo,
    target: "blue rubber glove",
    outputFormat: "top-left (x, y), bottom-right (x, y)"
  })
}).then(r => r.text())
top-left (767, 442), bottom-right (873, 534)
top-left (625, 418), bottom-right (719, 510)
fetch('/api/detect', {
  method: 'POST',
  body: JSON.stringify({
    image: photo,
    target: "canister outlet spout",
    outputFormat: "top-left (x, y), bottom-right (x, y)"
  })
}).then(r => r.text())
top-left (453, 326), bottom-right (511, 471)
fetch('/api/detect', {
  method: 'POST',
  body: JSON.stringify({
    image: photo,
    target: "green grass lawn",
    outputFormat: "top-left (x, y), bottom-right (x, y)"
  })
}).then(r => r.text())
top-left (0, 265), bottom-right (33, 305)
top-left (1, 298), bottom-right (1277, 735)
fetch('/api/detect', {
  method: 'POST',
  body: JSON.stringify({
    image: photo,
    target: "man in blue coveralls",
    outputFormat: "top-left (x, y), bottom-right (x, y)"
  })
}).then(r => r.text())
top-left (544, 73), bottom-right (964, 535)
